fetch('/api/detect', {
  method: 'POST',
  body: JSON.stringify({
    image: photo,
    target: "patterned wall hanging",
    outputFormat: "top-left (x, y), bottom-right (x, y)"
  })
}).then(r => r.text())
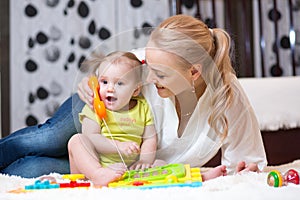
top-left (10, 0), bottom-right (169, 132)
top-left (253, 0), bottom-right (300, 77)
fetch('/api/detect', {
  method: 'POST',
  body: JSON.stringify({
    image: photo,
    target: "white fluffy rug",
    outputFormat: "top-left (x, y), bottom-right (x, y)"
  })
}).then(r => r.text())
top-left (1, 160), bottom-right (300, 200)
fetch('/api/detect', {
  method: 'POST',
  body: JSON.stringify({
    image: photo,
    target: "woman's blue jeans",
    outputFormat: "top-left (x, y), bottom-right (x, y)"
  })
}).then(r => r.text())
top-left (0, 93), bottom-right (85, 178)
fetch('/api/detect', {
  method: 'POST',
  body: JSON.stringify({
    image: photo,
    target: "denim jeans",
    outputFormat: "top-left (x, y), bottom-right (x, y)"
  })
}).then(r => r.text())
top-left (0, 93), bottom-right (85, 178)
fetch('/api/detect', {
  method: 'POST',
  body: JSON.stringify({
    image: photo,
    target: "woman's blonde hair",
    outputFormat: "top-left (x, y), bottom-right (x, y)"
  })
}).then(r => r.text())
top-left (148, 14), bottom-right (235, 138)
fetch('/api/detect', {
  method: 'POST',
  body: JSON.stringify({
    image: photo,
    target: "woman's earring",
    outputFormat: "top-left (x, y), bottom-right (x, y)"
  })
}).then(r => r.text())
top-left (191, 80), bottom-right (195, 93)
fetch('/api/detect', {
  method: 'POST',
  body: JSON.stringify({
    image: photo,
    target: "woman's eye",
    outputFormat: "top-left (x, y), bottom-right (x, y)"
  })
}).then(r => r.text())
top-left (148, 65), bottom-right (166, 79)
top-left (156, 73), bottom-right (165, 79)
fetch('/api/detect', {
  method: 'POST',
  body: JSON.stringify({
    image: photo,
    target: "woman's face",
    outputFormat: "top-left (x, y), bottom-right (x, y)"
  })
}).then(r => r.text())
top-left (145, 48), bottom-right (192, 98)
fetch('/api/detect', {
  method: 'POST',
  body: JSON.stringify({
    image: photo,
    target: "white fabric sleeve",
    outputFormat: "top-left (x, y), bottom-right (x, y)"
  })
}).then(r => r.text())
top-left (221, 79), bottom-right (268, 174)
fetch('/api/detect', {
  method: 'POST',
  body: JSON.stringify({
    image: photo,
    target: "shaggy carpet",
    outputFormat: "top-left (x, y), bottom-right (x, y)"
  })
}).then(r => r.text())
top-left (1, 160), bottom-right (300, 200)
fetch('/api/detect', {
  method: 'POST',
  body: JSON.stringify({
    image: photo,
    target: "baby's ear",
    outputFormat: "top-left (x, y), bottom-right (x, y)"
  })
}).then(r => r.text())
top-left (132, 84), bottom-right (142, 97)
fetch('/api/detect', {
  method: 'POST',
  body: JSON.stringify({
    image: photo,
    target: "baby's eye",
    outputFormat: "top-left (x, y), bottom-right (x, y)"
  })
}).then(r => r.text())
top-left (100, 80), bottom-right (108, 84)
top-left (117, 81), bottom-right (124, 86)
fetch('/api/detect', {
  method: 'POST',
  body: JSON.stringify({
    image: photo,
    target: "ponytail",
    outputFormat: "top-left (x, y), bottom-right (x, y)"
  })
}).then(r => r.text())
top-left (207, 28), bottom-right (235, 139)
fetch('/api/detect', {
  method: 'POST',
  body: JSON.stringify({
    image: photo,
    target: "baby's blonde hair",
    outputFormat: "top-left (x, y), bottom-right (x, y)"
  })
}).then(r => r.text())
top-left (148, 14), bottom-right (236, 139)
top-left (82, 51), bottom-right (142, 82)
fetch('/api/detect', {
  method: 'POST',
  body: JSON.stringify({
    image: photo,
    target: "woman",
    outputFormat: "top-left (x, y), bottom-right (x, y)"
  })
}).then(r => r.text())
top-left (0, 15), bottom-right (266, 177)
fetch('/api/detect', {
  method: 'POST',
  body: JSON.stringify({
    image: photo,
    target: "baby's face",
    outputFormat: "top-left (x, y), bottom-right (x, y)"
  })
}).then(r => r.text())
top-left (98, 62), bottom-right (139, 111)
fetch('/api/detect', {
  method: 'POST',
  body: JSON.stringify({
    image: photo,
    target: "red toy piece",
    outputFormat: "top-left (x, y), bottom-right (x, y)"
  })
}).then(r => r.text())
top-left (284, 169), bottom-right (300, 185)
top-left (59, 181), bottom-right (90, 188)
top-left (60, 174), bottom-right (91, 188)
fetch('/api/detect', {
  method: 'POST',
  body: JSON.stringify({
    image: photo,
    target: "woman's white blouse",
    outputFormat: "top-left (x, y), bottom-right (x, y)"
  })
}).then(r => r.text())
top-left (142, 76), bottom-right (267, 174)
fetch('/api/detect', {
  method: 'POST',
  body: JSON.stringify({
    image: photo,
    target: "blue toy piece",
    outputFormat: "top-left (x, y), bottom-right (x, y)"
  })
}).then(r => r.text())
top-left (25, 180), bottom-right (60, 190)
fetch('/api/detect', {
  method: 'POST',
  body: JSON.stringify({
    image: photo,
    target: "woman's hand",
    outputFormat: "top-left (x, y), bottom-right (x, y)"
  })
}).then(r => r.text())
top-left (78, 76), bottom-right (94, 109)
top-left (236, 161), bottom-right (260, 173)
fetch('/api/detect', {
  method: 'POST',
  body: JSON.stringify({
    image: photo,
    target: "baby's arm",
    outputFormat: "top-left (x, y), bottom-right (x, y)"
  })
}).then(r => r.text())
top-left (130, 124), bottom-right (157, 170)
top-left (82, 117), bottom-right (123, 154)
top-left (82, 117), bottom-right (139, 155)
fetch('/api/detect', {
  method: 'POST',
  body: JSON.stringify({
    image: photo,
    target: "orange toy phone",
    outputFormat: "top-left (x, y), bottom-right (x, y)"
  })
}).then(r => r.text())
top-left (88, 75), bottom-right (106, 119)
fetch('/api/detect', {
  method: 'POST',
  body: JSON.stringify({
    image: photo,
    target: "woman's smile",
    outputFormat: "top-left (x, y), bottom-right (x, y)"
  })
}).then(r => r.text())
top-left (155, 84), bottom-right (168, 94)
top-left (154, 83), bottom-right (174, 97)
top-left (155, 84), bottom-right (165, 89)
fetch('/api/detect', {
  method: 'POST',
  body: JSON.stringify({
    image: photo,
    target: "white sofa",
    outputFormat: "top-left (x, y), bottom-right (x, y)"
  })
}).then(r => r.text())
top-left (239, 76), bottom-right (300, 131)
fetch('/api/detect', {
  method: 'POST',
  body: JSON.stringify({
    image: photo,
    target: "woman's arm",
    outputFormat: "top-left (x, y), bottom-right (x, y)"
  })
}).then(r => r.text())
top-left (221, 79), bottom-right (267, 174)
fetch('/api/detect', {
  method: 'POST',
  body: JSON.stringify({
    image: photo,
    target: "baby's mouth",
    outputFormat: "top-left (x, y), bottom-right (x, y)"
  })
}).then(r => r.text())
top-left (106, 96), bottom-right (117, 102)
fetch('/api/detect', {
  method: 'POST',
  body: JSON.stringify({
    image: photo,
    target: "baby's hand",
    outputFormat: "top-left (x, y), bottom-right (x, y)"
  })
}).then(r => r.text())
top-left (117, 141), bottom-right (140, 157)
top-left (129, 161), bottom-right (152, 170)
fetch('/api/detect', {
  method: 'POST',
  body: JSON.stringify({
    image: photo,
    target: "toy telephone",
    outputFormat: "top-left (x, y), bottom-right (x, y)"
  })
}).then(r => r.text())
top-left (88, 75), bottom-right (106, 119)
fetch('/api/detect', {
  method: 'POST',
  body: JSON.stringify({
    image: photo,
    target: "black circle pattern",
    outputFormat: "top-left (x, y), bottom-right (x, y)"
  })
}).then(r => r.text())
top-left (130, 0), bottom-right (143, 8)
top-left (25, 4), bottom-right (38, 17)
top-left (265, 2), bottom-right (300, 77)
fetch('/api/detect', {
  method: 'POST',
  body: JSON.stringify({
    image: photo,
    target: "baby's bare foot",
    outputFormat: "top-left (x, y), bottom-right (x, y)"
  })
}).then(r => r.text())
top-left (90, 167), bottom-right (125, 186)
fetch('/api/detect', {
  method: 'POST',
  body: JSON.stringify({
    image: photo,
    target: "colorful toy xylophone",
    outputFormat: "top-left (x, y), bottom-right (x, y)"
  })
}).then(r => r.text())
top-left (108, 163), bottom-right (202, 189)
top-left (8, 163), bottom-right (202, 193)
